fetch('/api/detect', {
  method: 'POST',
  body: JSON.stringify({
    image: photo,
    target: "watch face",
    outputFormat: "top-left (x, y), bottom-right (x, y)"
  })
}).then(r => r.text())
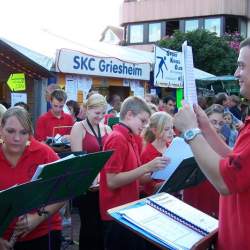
top-left (186, 130), bottom-right (194, 139)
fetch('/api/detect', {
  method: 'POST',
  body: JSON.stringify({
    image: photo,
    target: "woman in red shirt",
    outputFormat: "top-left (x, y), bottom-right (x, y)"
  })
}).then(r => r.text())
top-left (0, 107), bottom-right (64, 250)
top-left (141, 111), bottom-right (174, 195)
top-left (70, 93), bottom-right (111, 250)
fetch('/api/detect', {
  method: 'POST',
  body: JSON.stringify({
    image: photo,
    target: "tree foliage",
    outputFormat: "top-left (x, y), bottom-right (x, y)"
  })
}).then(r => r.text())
top-left (157, 30), bottom-right (239, 75)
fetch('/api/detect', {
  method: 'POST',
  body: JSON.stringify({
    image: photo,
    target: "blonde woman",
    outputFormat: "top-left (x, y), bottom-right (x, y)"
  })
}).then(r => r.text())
top-left (141, 111), bottom-right (174, 195)
top-left (70, 93), bottom-right (111, 250)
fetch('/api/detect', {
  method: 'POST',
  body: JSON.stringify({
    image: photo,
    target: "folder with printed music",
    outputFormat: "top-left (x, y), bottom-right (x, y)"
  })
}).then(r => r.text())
top-left (108, 192), bottom-right (218, 250)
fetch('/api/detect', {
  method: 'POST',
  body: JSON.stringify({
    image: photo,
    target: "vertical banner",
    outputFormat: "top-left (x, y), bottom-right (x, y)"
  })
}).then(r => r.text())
top-left (182, 41), bottom-right (197, 108)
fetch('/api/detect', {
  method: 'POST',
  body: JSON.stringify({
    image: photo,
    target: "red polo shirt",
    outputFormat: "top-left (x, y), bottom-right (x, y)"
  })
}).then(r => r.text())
top-left (183, 181), bottom-right (219, 218)
top-left (0, 138), bottom-right (62, 241)
top-left (218, 116), bottom-right (250, 250)
top-left (35, 110), bottom-right (74, 141)
top-left (99, 124), bottom-right (141, 221)
top-left (140, 143), bottom-right (163, 195)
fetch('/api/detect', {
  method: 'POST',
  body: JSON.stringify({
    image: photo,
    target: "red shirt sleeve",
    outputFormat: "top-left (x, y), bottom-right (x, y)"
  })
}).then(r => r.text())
top-left (220, 152), bottom-right (250, 193)
top-left (103, 135), bottom-right (127, 173)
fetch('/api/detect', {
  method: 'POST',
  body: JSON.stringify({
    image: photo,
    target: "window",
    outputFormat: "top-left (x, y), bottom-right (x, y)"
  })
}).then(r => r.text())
top-left (240, 19), bottom-right (247, 38)
top-left (165, 20), bottom-right (179, 36)
top-left (225, 16), bottom-right (239, 34)
top-left (129, 24), bottom-right (144, 43)
top-left (149, 23), bottom-right (161, 42)
top-left (185, 19), bottom-right (199, 32)
top-left (205, 18), bottom-right (221, 36)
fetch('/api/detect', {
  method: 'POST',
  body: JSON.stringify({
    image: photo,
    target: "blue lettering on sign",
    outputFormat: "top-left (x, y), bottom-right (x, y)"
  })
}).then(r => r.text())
top-left (99, 60), bottom-right (142, 76)
top-left (73, 56), bottom-right (143, 77)
top-left (73, 56), bottom-right (80, 69)
top-left (73, 56), bottom-right (96, 70)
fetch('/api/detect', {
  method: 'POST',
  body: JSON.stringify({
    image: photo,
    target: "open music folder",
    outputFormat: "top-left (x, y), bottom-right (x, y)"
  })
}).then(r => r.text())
top-left (151, 137), bottom-right (206, 193)
top-left (0, 150), bottom-right (113, 236)
top-left (108, 192), bottom-right (218, 250)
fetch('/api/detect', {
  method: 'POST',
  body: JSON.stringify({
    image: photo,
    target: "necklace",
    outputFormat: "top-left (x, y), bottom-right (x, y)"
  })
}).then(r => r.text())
top-left (86, 118), bottom-right (103, 151)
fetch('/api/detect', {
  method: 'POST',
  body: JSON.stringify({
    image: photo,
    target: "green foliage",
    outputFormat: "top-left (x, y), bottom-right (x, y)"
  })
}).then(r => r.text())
top-left (157, 30), bottom-right (238, 75)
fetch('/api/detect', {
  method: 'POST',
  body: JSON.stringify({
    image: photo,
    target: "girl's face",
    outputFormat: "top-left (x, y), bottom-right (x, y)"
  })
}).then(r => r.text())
top-left (208, 112), bottom-right (224, 133)
top-left (224, 114), bottom-right (232, 125)
top-left (87, 106), bottom-right (106, 125)
top-left (1, 116), bottom-right (29, 154)
top-left (158, 123), bottom-right (174, 144)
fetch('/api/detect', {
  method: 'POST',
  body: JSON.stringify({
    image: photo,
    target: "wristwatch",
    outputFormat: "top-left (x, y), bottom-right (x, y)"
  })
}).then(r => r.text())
top-left (182, 128), bottom-right (202, 143)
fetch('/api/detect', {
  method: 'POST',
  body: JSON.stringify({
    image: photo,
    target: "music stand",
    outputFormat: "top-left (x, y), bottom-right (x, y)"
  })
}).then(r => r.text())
top-left (157, 157), bottom-right (206, 193)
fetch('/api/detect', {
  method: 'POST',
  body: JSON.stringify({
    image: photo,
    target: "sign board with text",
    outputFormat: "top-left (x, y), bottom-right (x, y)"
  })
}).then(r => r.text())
top-left (154, 46), bottom-right (183, 88)
top-left (56, 49), bottom-right (150, 81)
top-left (7, 73), bottom-right (26, 91)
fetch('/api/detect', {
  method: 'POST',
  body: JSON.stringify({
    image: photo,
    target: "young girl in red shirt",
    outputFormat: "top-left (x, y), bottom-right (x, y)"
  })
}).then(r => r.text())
top-left (141, 111), bottom-right (174, 196)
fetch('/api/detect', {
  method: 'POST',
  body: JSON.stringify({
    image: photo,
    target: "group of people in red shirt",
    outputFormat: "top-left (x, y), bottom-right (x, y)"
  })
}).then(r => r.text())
top-left (1, 37), bottom-right (250, 250)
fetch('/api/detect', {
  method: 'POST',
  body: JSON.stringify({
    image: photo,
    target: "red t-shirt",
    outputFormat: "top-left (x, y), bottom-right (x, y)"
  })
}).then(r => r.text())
top-left (183, 181), bottom-right (219, 218)
top-left (99, 124), bottom-right (141, 221)
top-left (0, 138), bottom-right (62, 241)
top-left (35, 110), bottom-right (74, 141)
top-left (140, 143), bottom-right (163, 195)
top-left (218, 116), bottom-right (250, 250)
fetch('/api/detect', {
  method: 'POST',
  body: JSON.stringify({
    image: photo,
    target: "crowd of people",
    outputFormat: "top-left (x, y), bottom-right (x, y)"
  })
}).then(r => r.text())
top-left (1, 38), bottom-right (250, 250)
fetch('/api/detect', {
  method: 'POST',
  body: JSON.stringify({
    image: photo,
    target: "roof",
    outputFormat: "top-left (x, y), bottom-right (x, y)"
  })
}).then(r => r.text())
top-left (0, 34), bottom-right (215, 80)
top-left (0, 38), bottom-right (55, 79)
top-left (100, 25), bottom-right (124, 42)
top-left (199, 75), bottom-right (237, 81)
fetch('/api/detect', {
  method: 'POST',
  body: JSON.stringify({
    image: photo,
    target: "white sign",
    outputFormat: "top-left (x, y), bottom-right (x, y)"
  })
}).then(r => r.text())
top-left (154, 46), bottom-right (183, 88)
top-left (11, 93), bottom-right (27, 107)
top-left (182, 41), bottom-right (197, 107)
top-left (56, 49), bottom-right (150, 81)
top-left (130, 80), bottom-right (144, 99)
top-left (65, 75), bottom-right (78, 101)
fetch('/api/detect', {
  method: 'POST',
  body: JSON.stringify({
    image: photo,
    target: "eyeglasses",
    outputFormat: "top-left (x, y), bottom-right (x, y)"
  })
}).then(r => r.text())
top-left (209, 119), bottom-right (224, 127)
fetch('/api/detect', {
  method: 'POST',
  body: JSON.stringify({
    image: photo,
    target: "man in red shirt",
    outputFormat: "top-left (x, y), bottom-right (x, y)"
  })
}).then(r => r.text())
top-left (35, 89), bottom-right (74, 142)
top-left (174, 38), bottom-right (250, 250)
top-left (99, 96), bottom-right (169, 250)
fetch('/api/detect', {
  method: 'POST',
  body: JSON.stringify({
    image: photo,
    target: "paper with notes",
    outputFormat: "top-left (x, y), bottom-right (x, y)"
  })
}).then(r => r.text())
top-left (182, 41), bottom-right (198, 107)
top-left (116, 192), bottom-right (218, 250)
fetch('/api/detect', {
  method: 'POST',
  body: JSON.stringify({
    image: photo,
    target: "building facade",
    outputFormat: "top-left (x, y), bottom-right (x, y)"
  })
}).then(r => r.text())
top-left (120, 0), bottom-right (250, 51)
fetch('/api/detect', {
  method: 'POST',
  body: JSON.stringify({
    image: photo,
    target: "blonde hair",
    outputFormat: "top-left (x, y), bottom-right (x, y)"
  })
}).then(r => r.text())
top-left (147, 102), bottom-right (159, 114)
top-left (143, 111), bottom-right (173, 143)
top-left (86, 93), bottom-right (107, 109)
top-left (120, 96), bottom-right (151, 120)
top-left (0, 104), bottom-right (7, 121)
top-left (1, 106), bottom-right (33, 135)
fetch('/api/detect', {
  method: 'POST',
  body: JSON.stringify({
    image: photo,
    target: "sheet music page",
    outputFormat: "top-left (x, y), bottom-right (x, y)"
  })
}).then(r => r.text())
top-left (151, 137), bottom-right (193, 180)
top-left (120, 204), bottom-right (203, 249)
top-left (148, 193), bottom-right (218, 233)
top-left (182, 41), bottom-right (198, 107)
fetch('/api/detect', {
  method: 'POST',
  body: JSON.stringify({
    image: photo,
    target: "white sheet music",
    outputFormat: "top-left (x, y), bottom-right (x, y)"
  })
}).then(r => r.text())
top-left (148, 193), bottom-right (218, 233)
top-left (151, 137), bottom-right (193, 180)
top-left (182, 41), bottom-right (197, 107)
top-left (120, 204), bottom-right (203, 249)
